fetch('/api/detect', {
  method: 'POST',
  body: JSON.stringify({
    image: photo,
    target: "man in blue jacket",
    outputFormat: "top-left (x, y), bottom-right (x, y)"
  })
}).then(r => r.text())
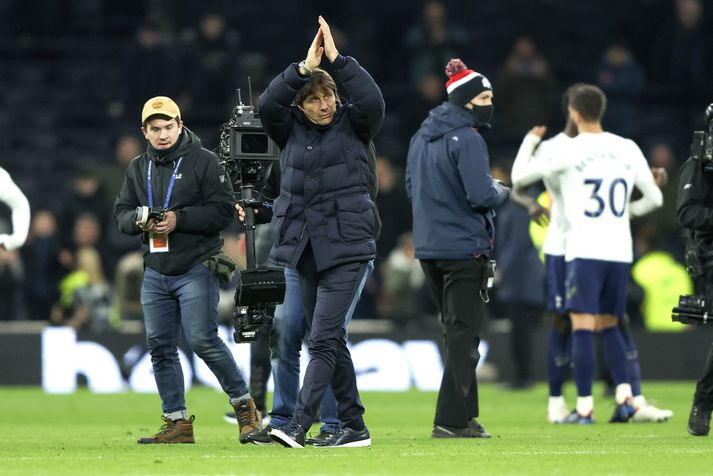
top-left (254, 16), bottom-right (384, 448)
top-left (406, 58), bottom-right (509, 438)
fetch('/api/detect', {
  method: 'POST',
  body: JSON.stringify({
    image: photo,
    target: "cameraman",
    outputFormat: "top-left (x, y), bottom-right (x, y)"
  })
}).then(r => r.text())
top-left (677, 103), bottom-right (713, 436)
top-left (406, 59), bottom-right (509, 438)
top-left (252, 16), bottom-right (384, 448)
top-left (114, 96), bottom-right (260, 444)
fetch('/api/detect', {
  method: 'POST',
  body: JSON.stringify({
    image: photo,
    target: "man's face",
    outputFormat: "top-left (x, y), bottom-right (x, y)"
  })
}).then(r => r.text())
top-left (142, 118), bottom-right (183, 150)
top-left (300, 88), bottom-right (337, 126)
top-left (467, 90), bottom-right (494, 107)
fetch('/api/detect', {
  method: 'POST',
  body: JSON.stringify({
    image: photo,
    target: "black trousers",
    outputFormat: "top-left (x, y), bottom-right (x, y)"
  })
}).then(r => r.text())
top-left (421, 258), bottom-right (486, 428)
top-left (292, 242), bottom-right (370, 431)
top-left (693, 269), bottom-right (713, 409)
top-left (503, 302), bottom-right (542, 386)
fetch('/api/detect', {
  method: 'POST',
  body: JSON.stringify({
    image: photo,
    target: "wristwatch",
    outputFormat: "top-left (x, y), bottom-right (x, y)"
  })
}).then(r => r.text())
top-left (298, 61), bottom-right (312, 76)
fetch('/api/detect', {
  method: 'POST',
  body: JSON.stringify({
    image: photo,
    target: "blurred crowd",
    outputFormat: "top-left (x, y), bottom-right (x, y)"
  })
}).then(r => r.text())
top-left (0, 0), bottom-right (711, 343)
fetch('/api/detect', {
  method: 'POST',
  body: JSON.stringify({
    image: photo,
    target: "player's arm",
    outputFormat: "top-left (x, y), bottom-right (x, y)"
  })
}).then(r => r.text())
top-left (509, 187), bottom-right (550, 226)
top-left (630, 146), bottom-right (664, 218)
top-left (0, 168), bottom-right (31, 251)
top-left (510, 126), bottom-right (547, 188)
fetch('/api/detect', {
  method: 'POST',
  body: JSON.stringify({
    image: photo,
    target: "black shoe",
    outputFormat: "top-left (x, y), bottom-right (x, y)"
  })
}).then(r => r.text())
top-left (244, 425), bottom-right (275, 445)
top-left (468, 419), bottom-right (492, 438)
top-left (609, 399), bottom-right (636, 423)
top-left (688, 405), bottom-right (712, 436)
top-left (305, 430), bottom-right (336, 446)
top-left (269, 421), bottom-right (306, 448)
top-left (313, 426), bottom-right (371, 448)
top-left (432, 422), bottom-right (491, 438)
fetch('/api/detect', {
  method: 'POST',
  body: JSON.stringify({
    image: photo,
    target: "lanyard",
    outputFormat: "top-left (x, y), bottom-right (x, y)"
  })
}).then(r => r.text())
top-left (147, 157), bottom-right (183, 209)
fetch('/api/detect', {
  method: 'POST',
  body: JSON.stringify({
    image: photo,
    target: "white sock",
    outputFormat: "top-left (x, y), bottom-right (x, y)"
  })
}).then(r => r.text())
top-left (576, 396), bottom-right (593, 416)
top-left (615, 383), bottom-right (633, 404)
top-left (164, 410), bottom-right (189, 421)
top-left (549, 395), bottom-right (566, 409)
top-left (633, 395), bottom-right (647, 407)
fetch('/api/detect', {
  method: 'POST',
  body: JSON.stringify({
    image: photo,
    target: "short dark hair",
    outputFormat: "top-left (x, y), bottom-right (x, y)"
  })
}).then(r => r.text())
top-left (293, 68), bottom-right (340, 106)
top-left (569, 84), bottom-right (606, 122)
top-left (561, 82), bottom-right (587, 116)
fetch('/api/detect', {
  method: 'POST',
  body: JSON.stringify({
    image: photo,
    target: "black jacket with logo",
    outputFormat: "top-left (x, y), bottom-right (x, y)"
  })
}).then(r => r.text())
top-left (114, 128), bottom-right (234, 275)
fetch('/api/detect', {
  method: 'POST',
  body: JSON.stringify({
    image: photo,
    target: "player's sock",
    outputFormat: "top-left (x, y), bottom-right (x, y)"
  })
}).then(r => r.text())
top-left (576, 395), bottom-right (594, 416)
top-left (599, 327), bottom-right (630, 394)
top-left (548, 328), bottom-right (570, 397)
top-left (571, 330), bottom-right (595, 398)
top-left (619, 328), bottom-right (642, 396)
top-left (614, 383), bottom-right (633, 404)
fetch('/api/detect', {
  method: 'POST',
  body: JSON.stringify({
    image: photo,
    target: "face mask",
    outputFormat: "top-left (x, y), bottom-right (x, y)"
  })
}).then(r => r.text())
top-left (469, 104), bottom-right (494, 128)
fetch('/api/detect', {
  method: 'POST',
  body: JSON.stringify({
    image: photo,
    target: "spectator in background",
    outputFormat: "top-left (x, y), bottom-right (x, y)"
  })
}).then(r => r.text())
top-left (492, 164), bottom-right (545, 390)
top-left (496, 36), bottom-right (556, 140)
top-left (50, 247), bottom-right (113, 332)
top-left (97, 134), bottom-right (144, 277)
top-left (374, 157), bottom-right (412, 259)
top-left (595, 41), bottom-right (645, 138)
top-left (651, 0), bottom-right (711, 102)
top-left (109, 20), bottom-right (178, 124)
top-left (21, 211), bottom-right (67, 321)
top-left (378, 232), bottom-right (429, 330)
top-left (58, 168), bottom-right (112, 253)
top-left (178, 11), bottom-right (241, 126)
top-left (405, 1), bottom-right (469, 87)
top-left (399, 73), bottom-right (447, 149)
top-left (97, 133), bottom-right (143, 204)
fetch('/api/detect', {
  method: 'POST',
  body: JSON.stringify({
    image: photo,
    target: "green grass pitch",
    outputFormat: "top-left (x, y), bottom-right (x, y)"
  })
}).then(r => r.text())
top-left (2, 382), bottom-right (712, 475)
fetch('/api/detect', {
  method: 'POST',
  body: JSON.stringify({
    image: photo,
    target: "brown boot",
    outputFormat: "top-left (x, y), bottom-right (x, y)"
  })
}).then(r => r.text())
top-left (232, 398), bottom-right (261, 444)
top-left (137, 415), bottom-right (195, 444)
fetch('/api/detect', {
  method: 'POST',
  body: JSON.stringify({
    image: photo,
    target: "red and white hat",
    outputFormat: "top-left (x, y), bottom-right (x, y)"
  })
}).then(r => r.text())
top-left (445, 58), bottom-right (492, 106)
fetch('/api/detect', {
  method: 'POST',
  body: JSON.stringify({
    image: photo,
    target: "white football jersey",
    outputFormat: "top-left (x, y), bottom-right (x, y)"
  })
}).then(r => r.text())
top-left (0, 166), bottom-right (30, 251)
top-left (543, 132), bottom-right (662, 263)
top-left (511, 132), bottom-right (572, 257)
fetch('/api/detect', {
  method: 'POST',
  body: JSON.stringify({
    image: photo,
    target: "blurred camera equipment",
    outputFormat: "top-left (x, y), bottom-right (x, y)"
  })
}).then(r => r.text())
top-left (135, 206), bottom-right (166, 225)
top-left (672, 104), bottom-right (713, 326)
top-left (216, 83), bottom-right (285, 343)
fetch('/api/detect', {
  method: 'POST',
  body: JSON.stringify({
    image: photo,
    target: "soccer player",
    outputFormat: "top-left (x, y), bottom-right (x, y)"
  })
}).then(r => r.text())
top-left (511, 84), bottom-right (664, 423)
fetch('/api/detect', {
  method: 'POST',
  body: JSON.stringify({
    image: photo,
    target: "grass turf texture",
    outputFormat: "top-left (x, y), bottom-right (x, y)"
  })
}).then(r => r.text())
top-left (3, 383), bottom-right (712, 475)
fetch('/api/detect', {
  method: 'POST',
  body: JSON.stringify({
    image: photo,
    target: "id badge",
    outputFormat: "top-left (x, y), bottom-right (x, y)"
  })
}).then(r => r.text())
top-left (149, 232), bottom-right (169, 253)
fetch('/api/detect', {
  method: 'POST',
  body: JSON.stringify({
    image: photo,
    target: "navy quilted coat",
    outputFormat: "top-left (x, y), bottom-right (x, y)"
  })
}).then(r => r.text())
top-left (258, 55), bottom-right (385, 271)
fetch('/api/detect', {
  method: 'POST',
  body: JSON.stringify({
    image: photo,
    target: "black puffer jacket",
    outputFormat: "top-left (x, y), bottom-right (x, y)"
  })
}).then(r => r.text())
top-left (114, 128), bottom-right (234, 275)
top-left (258, 55), bottom-right (385, 272)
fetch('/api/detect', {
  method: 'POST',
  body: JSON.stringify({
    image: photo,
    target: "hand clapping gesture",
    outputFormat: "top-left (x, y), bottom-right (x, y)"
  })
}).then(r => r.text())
top-left (304, 16), bottom-right (340, 70)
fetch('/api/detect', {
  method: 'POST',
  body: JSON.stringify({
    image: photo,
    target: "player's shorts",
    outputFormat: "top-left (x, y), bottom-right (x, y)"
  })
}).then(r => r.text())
top-left (545, 254), bottom-right (566, 314)
top-left (564, 258), bottom-right (630, 318)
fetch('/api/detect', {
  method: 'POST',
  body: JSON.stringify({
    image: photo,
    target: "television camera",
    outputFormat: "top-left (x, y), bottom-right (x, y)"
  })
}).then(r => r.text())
top-left (672, 103), bottom-right (713, 326)
top-left (216, 87), bottom-right (285, 343)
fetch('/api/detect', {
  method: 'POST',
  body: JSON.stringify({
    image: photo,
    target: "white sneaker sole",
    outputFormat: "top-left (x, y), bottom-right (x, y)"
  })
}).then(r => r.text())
top-left (223, 415), bottom-right (238, 425)
top-left (269, 428), bottom-right (304, 448)
top-left (315, 437), bottom-right (371, 448)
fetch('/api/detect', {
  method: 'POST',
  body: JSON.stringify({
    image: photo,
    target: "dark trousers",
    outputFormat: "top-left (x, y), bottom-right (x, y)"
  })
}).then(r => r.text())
top-left (292, 243), bottom-right (370, 431)
top-left (504, 302), bottom-right (542, 386)
top-left (421, 258), bottom-right (486, 428)
top-left (694, 269), bottom-right (713, 409)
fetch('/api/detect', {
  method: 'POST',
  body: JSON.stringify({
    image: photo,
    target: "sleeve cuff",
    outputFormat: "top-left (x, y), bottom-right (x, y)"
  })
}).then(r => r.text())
top-left (330, 54), bottom-right (348, 69)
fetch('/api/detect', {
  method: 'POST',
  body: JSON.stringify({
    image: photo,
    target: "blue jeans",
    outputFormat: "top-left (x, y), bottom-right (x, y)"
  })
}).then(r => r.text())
top-left (142, 263), bottom-right (249, 414)
top-left (270, 263), bottom-right (371, 432)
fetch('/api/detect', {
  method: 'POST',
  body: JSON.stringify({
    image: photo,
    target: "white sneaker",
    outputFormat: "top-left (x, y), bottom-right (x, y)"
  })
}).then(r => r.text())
top-left (548, 397), bottom-right (570, 423)
top-left (632, 404), bottom-right (673, 422)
